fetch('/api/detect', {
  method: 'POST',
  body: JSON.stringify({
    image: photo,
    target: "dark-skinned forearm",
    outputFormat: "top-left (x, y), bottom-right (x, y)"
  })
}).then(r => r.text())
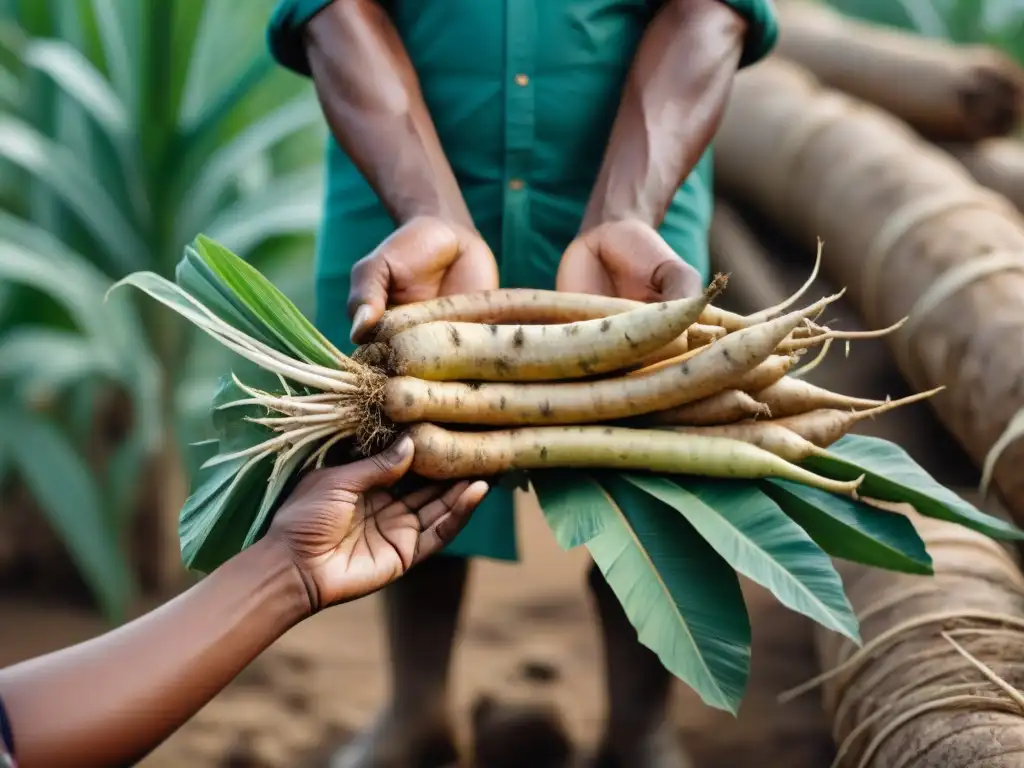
top-left (304, 0), bottom-right (474, 228)
top-left (581, 0), bottom-right (747, 232)
top-left (0, 540), bottom-right (309, 768)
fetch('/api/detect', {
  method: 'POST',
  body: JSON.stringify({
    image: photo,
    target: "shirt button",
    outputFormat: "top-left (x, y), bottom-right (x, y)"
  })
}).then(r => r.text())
top-left (514, 73), bottom-right (529, 87)
top-left (509, 178), bottom-right (525, 191)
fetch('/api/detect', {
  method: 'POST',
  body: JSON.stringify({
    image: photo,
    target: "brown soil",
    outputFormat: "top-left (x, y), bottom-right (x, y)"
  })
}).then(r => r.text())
top-left (0, 494), bottom-right (835, 768)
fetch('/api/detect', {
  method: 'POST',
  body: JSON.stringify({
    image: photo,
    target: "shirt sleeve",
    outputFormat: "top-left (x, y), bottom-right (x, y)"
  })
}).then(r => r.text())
top-left (266, 0), bottom-right (337, 77)
top-left (715, 0), bottom-right (779, 68)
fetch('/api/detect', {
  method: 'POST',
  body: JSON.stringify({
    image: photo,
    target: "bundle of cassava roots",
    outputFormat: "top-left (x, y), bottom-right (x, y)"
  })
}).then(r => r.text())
top-left (213, 248), bottom-right (940, 496)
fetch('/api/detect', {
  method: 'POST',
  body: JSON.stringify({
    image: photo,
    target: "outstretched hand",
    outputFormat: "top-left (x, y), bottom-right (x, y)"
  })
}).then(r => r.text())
top-left (347, 216), bottom-right (500, 342)
top-left (556, 219), bottom-right (703, 301)
top-left (265, 436), bottom-right (489, 613)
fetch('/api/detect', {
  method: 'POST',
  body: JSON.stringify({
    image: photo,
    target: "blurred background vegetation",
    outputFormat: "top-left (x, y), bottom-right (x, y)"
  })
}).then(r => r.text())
top-left (0, 0), bottom-right (325, 620)
top-left (0, 0), bottom-right (1020, 623)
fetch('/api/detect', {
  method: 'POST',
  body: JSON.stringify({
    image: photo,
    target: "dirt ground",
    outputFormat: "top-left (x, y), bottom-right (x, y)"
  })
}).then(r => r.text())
top-left (0, 493), bottom-right (836, 768)
top-left (0, 224), bottom-right (993, 767)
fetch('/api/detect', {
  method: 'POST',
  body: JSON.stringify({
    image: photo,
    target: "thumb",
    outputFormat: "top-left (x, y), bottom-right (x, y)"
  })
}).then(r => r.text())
top-left (333, 435), bottom-right (415, 493)
top-left (653, 258), bottom-right (704, 300)
top-left (556, 237), bottom-right (614, 296)
top-left (347, 254), bottom-right (392, 343)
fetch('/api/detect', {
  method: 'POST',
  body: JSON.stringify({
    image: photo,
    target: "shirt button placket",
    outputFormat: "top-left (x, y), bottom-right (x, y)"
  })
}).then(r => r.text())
top-left (501, 0), bottom-right (536, 288)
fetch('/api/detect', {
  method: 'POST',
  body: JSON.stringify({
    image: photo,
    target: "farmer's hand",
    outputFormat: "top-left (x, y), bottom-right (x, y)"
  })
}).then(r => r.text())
top-left (264, 436), bottom-right (489, 614)
top-left (347, 216), bottom-right (500, 342)
top-left (556, 219), bottom-right (703, 301)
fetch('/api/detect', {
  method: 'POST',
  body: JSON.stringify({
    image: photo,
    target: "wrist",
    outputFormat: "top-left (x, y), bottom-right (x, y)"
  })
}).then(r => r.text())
top-left (578, 210), bottom-right (655, 238)
top-left (395, 198), bottom-right (476, 232)
top-left (580, 192), bottom-right (657, 234)
top-left (242, 538), bottom-right (315, 626)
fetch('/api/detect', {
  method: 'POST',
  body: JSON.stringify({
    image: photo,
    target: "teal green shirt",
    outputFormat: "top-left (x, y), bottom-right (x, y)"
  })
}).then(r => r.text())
top-left (267, 0), bottom-right (777, 561)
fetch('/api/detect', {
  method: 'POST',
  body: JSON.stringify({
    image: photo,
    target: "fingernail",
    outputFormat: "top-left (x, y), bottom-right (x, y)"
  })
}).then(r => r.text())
top-left (351, 305), bottom-right (372, 342)
top-left (388, 435), bottom-right (414, 459)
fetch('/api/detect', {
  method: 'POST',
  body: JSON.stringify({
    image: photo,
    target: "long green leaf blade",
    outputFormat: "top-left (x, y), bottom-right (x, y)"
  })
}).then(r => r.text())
top-left (193, 234), bottom-right (342, 367)
top-left (761, 478), bottom-right (933, 575)
top-left (179, 450), bottom-right (273, 574)
top-left (22, 38), bottom-right (129, 140)
top-left (805, 435), bottom-right (1024, 540)
top-left (623, 475), bottom-right (860, 643)
top-left (531, 470), bottom-right (610, 550)
top-left (589, 475), bottom-right (751, 713)
top-left (90, 0), bottom-right (138, 120)
top-left (0, 326), bottom-right (114, 394)
top-left (176, 244), bottom-right (281, 348)
top-left (0, 114), bottom-right (145, 274)
top-left (202, 178), bottom-right (322, 257)
top-left (108, 271), bottom-right (285, 378)
top-left (176, 95), bottom-right (322, 238)
top-left (0, 407), bottom-right (134, 620)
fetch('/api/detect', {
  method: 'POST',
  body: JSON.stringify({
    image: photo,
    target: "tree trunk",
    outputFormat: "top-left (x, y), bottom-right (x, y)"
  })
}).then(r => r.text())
top-left (0, 384), bottom-right (190, 610)
top-left (130, 419), bottom-right (190, 595)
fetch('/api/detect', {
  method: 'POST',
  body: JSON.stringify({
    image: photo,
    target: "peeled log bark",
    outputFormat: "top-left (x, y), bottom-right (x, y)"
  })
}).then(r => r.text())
top-left (714, 57), bottom-right (1024, 532)
top-left (774, 0), bottom-right (1024, 141)
top-left (808, 512), bottom-right (1024, 767)
top-left (945, 139), bottom-right (1024, 214)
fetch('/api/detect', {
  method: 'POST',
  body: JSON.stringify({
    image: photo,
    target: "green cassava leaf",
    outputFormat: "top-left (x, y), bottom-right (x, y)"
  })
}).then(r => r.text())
top-left (805, 435), bottom-right (1024, 540)
top-left (242, 441), bottom-right (316, 548)
top-left (624, 475), bottom-right (860, 643)
top-left (185, 438), bottom-right (221, 478)
top-left (192, 234), bottom-right (340, 368)
top-left (179, 374), bottom-right (280, 575)
top-left (761, 478), bottom-right (933, 575)
top-left (108, 270), bottom-right (288, 388)
top-left (110, 270), bottom-right (228, 334)
top-left (209, 370), bottom-right (281, 454)
top-left (179, 445), bottom-right (274, 574)
top-left (180, 372), bottom-right (321, 571)
top-left (531, 470), bottom-right (610, 550)
top-left (589, 475), bottom-right (751, 713)
top-left (175, 243), bottom-right (281, 349)
top-left (0, 406), bottom-right (134, 620)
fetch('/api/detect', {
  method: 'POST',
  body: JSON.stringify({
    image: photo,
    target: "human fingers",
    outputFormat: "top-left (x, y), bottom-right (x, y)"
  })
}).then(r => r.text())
top-left (412, 480), bottom-right (490, 564)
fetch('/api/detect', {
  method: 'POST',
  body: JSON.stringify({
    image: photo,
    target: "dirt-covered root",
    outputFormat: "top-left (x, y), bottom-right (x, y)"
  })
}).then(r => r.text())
top-left (659, 423), bottom-right (825, 463)
top-left (406, 423), bottom-right (863, 496)
top-left (800, 513), bottom-right (1024, 768)
top-left (370, 289), bottom-right (644, 341)
top-left (381, 277), bottom-right (726, 382)
top-left (775, 388), bottom-right (946, 447)
top-left (646, 389), bottom-right (771, 426)
top-left (380, 298), bottom-right (838, 427)
top-left (752, 377), bottom-right (884, 419)
top-left (733, 354), bottom-right (802, 392)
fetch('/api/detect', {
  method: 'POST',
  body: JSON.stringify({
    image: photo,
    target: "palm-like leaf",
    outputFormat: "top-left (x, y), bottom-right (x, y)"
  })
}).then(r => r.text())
top-left (0, 0), bottom-right (325, 618)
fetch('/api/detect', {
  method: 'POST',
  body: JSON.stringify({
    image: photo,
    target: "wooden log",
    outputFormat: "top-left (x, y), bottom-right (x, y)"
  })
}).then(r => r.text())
top-left (774, 0), bottom-right (1024, 141)
top-left (713, 57), bottom-right (1024, 531)
top-left (788, 511), bottom-right (1024, 767)
top-left (945, 139), bottom-right (1024, 214)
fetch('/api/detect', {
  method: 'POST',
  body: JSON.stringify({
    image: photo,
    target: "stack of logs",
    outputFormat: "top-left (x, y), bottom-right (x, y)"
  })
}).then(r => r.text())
top-left (712, 4), bottom-right (1024, 766)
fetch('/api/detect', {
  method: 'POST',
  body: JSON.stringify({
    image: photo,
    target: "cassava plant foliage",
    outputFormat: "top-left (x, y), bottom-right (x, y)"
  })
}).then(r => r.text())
top-left (112, 234), bottom-right (1024, 714)
top-left (0, 0), bottom-right (325, 619)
